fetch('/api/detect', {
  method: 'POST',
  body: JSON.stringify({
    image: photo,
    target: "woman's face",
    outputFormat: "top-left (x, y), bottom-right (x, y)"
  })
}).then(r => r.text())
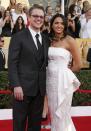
top-left (47, 6), bottom-right (52, 15)
top-left (5, 11), bottom-right (11, 19)
top-left (6, 11), bottom-right (10, 16)
top-left (45, 15), bottom-right (49, 22)
top-left (17, 3), bottom-right (23, 12)
top-left (72, 10), bottom-right (76, 16)
top-left (52, 17), bottom-right (64, 35)
top-left (83, 1), bottom-right (89, 7)
top-left (18, 17), bottom-right (23, 24)
top-left (67, 13), bottom-right (71, 19)
top-left (10, 0), bottom-right (16, 4)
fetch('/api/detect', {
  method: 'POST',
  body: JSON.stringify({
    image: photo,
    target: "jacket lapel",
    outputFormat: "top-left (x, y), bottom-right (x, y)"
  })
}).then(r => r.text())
top-left (25, 29), bottom-right (48, 68)
top-left (25, 28), bottom-right (39, 63)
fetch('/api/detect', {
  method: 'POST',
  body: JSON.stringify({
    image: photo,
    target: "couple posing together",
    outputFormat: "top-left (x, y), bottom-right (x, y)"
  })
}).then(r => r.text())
top-left (8, 4), bottom-right (81, 131)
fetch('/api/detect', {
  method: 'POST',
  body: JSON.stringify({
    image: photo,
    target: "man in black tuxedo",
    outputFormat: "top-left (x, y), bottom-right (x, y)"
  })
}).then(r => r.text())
top-left (8, 4), bottom-right (49, 131)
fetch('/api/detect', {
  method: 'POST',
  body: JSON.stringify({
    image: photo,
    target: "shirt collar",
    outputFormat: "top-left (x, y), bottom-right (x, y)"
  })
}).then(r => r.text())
top-left (28, 26), bottom-right (41, 37)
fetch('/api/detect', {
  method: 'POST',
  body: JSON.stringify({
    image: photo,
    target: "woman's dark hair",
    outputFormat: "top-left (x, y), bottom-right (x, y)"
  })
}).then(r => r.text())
top-left (16, 16), bottom-right (24, 25)
top-left (68, 4), bottom-right (76, 15)
top-left (3, 10), bottom-right (11, 20)
top-left (0, 11), bottom-right (2, 18)
top-left (12, 16), bottom-right (25, 34)
top-left (50, 13), bottom-right (68, 40)
top-left (45, 6), bottom-right (51, 13)
top-left (10, 0), bottom-right (16, 5)
top-left (83, 0), bottom-right (89, 7)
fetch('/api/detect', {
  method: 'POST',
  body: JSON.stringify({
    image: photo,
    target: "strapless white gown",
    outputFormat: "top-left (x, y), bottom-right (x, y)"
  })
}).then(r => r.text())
top-left (46, 47), bottom-right (80, 131)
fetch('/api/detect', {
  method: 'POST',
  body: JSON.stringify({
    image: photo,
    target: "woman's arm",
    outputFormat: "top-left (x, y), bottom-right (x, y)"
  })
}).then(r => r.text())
top-left (68, 37), bottom-right (82, 72)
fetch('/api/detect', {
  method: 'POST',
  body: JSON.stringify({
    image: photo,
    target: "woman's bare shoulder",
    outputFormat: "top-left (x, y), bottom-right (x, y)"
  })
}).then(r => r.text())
top-left (65, 35), bottom-right (78, 51)
top-left (66, 35), bottom-right (75, 42)
top-left (66, 35), bottom-right (77, 45)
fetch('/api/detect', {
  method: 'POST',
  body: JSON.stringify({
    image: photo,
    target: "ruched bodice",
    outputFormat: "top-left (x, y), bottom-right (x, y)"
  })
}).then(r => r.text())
top-left (46, 47), bottom-right (80, 131)
top-left (48, 47), bottom-right (72, 68)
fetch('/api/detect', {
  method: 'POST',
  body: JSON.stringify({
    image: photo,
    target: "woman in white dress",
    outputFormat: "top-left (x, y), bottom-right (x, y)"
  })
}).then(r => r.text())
top-left (46, 13), bottom-right (81, 131)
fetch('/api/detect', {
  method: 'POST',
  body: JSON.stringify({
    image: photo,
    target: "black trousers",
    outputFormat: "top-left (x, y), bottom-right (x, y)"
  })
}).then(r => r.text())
top-left (13, 91), bottom-right (44, 131)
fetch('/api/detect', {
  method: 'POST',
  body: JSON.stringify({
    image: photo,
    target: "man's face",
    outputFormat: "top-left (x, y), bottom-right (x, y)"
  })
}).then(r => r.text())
top-left (10, 0), bottom-right (16, 4)
top-left (77, 0), bottom-right (82, 6)
top-left (29, 9), bottom-right (44, 32)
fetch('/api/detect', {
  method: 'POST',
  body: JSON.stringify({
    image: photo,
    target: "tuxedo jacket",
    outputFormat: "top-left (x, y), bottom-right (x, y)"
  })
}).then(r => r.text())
top-left (8, 28), bottom-right (49, 96)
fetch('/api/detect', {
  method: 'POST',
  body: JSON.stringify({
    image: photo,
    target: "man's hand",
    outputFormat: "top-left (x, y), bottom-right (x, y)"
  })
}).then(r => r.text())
top-left (14, 86), bottom-right (24, 101)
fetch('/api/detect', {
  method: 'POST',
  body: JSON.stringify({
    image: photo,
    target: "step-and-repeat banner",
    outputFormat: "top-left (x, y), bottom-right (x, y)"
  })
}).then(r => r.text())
top-left (76, 38), bottom-right (91, 68)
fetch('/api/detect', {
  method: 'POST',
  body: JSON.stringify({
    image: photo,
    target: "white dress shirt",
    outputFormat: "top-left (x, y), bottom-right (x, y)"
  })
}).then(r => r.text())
top-left (28, 26), bottom-right (42, 49)
top-left (79, 15), bottom-right (91, 38)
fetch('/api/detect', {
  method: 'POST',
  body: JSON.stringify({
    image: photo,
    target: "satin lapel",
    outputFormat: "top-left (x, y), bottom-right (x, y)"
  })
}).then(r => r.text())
top-left (25, 28), bottom-right (39, 63)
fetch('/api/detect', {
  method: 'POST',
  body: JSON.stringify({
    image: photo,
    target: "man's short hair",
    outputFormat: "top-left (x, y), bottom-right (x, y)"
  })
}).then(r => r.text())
top-left (29, 4), bottom-right (44, 16)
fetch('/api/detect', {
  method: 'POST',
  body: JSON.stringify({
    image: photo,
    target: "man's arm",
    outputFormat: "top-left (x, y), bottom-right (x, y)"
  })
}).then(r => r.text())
top-left (8, 34), bottom-right (24, 100)
top-left (8, 34), bottom-right (21, 87)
